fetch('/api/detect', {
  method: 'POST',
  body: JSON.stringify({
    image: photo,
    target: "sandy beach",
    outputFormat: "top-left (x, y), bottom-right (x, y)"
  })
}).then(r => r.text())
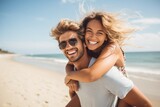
top-left (128, 72), bottom-right (160, 107)
top-left (0, 54), bottom-right (160, 107)
top-left (0, 54), bottom-right (70, 107)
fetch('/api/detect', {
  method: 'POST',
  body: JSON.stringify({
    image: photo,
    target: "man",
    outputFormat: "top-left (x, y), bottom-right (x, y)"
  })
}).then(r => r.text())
top-left (51, 19), bottom-right (152, 107)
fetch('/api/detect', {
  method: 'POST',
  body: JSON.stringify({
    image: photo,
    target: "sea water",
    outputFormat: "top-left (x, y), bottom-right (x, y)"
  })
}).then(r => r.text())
top-left (125, 52), bottom-right (160, 74)
top-left (15, 52), bottom-right (160, 75)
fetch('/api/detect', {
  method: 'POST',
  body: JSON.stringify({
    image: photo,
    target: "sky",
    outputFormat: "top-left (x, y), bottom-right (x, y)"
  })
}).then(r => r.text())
top-left (0, 0), bottom-right (160, 54)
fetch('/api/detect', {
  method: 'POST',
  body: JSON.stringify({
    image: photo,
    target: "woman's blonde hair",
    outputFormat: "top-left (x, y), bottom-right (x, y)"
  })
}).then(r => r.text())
top-left (80, 11), bottom-right (134, 46)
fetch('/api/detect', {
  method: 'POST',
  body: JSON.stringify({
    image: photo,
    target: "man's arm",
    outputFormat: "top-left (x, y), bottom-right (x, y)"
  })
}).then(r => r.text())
top-left (66, 93), bottom-right (81, 107)
top-left (69, 88), bottom-right (76, 99)
top-left (65, 63), bottom-right (74, 84)
top-left (65, 63), bottom-right (79, 96)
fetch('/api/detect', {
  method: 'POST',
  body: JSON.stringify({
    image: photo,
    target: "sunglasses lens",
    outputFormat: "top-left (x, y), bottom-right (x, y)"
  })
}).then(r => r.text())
top-left (59, 41), bottom-right (66, 49)
top-left (59, 38), bottom-right (78, 49)
top-left (69, 38), bottom-right (77, 46)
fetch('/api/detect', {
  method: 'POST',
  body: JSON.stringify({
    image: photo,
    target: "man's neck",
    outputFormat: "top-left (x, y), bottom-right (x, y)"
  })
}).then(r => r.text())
top-left (73, 49), bottom-right (91, 70)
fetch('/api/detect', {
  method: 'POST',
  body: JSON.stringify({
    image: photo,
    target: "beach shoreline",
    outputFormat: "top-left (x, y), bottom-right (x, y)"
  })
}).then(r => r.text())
top-left (0, 54), bottom-right (159, 107)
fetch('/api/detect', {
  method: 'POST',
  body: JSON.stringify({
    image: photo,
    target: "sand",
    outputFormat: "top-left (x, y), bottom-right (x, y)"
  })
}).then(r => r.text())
top-left (128, 72), bottom-right (160, 107)
top-left (0, 54), bottom-right (70, 107)
top-left (0, 54), bottom-right (159, 107)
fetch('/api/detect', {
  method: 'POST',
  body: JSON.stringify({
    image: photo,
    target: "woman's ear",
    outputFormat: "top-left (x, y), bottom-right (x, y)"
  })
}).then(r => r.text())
top-left (105, 38), bottom-right (108, 41)
top-left (105, 33), bottom-right (109, 41)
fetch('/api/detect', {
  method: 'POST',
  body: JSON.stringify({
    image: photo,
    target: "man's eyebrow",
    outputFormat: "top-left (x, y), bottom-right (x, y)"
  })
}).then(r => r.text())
top-left (69, 34), bottom-right (78, 40)
top-left (70, 33), bottom-right (74, 38)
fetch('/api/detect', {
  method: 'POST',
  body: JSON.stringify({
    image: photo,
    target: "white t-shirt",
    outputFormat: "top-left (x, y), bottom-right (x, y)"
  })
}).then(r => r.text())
top-left (76, 58), bottom-right (134, 107)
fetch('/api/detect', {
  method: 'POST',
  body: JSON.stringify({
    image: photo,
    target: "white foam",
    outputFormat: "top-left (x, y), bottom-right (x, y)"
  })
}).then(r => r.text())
top-left (126, 66), bottom-right (160, 75)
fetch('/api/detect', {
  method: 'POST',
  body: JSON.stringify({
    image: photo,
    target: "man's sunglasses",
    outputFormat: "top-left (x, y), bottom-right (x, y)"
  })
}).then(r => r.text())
top-left (59, 38), bottom-right (78, 49)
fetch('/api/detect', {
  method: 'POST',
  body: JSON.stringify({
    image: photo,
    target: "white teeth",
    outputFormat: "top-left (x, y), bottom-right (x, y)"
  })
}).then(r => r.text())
top-left (89, 41), bottom-right (97, 45)
top-left (67, 50), bottom-right (76, 55)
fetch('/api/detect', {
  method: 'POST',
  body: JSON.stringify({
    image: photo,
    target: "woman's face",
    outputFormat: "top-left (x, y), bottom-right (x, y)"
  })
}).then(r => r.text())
top-left (85, 19), bottom-right (107, 52)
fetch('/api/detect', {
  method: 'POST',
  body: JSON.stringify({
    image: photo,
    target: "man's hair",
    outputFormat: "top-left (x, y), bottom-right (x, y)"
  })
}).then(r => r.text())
top-left (51, 19), bottom-right (84, 41)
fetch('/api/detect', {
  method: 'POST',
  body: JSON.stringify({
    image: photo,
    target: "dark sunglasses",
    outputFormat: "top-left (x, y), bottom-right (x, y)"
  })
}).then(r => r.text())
top-left (59, 38), bottom-right (78, 49)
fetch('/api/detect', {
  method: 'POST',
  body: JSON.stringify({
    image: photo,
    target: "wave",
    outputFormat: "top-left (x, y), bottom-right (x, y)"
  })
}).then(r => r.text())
top-left (15, 55), bottom-right (160, 76)
top-left (126, 66), bottom-right (160, 75)
top-left (18, 55), bottom-right (68, 64)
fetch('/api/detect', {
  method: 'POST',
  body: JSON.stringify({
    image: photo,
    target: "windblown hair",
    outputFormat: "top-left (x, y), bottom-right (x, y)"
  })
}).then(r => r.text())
top-left (51, 19), bottom-right (84, 41)
top-left (80, 11), bottom-right (134, 46)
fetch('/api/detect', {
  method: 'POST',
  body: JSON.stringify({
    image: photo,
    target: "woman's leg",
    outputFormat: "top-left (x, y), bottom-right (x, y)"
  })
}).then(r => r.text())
top-left (66, 94), bottom-right (81, 107)
top-left (117, 99), bottom-right (132, 107)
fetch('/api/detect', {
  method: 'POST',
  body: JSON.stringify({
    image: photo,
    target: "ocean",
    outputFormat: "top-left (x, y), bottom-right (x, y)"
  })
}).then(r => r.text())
top-left (125, 52), bottom-right (160, 74)
top-left (15, 52), bottom-right (160, 75)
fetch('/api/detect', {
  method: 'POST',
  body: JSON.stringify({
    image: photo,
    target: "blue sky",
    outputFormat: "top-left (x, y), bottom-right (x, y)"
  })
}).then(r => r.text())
top-left (0, 0), bottom-right (160, 54)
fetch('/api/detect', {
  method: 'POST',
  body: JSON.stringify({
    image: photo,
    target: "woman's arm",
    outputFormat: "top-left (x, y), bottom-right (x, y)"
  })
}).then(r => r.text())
top-left (66, 43), bottom-right (120, 82)
top-left (69, 88), bottom-right (77, 98)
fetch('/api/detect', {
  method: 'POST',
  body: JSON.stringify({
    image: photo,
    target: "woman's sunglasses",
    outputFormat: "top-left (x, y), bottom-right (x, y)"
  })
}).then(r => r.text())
top-left (59, 38), bottom-right (78, 49)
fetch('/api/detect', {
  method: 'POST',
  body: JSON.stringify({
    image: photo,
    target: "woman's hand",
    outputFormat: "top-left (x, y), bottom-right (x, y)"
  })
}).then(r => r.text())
top-left (65, 77), bottom-right (79, 91)
top-left (65, 76), bottom-right (71, 85)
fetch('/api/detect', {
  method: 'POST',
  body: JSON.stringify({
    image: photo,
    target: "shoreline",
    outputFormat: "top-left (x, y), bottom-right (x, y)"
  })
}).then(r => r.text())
top-left (0, 54), bottom-right (160, 107)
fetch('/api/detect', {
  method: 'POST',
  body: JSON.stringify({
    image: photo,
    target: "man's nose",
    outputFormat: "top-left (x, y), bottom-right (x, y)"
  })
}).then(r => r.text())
top-left (65, 42), bottom-right (73, 50)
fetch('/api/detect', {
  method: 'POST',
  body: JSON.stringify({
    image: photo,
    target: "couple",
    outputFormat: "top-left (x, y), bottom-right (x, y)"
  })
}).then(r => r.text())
top-left (51, 11), bottom-right (152, 107)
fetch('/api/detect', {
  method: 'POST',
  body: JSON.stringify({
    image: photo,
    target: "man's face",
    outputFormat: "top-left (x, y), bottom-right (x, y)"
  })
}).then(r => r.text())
top-left (59, 31), bottom-right (84, 62)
